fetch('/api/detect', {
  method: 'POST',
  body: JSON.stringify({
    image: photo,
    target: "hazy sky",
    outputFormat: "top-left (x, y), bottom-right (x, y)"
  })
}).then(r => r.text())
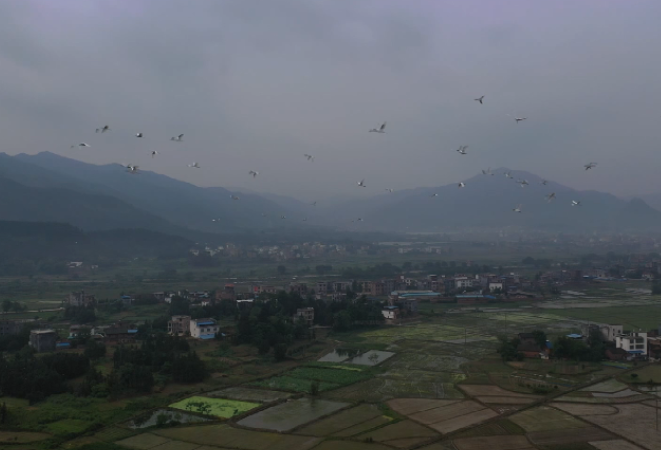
top-left (2, 0), bottom-right (661, 202)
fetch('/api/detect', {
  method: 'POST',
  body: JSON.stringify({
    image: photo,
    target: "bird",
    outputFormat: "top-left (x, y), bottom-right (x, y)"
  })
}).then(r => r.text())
top-left (431, 193), bottom-right (438, 198)
top-left (151, 150), bottom-right (158, 158)
top-left (357, 218), bottom-right (364, 222)
top-left (546, 193), bottom-right (556, 202)
top-left (482, 167), bottom-right (493, 176)
top-left (135, 132), bottom-right (144, 138)
top-left (541, 179), bottom-right (548, 185)
top-left (248, 170), bottom-right (259, 178)
top-left (474, 95), bottom-right (484, 104)
top-left (369, 122), bottom-right (387, 133)
top-left (171, 134), bottom-right (184, 142)
top-left (358, 179), bottom-right (366, 187)
top-left (504, 171), bottom-right (513, 179)
top-left (311, 201), bottom-right (317, 206)
top-left (385, 188), bottom-right (394, 193)
top-left (572, 200), bottom-right (581, 206)
top-left (280, 215), bottom-right (286, 220)
top-left (95, 128), bottom-right (99, 133)
top-left (518, 179), bottom-right (529, 187)
top-left (126, 164), bottom-right (139, 174)
top-left (99, 125), bottom-right (110, 133)
top-left (456, 145), bottom-right (468, 155)
top-left (304, 154), bottom-right (314, 161)
top-left (230, 195), bottom-right (240, 201)
top-left (584, 162), bottom-right (597, 171)
top-left (212, 219), bottom-right (219, 222)
top-left (514, 117), bottom-right (527, 123)
top-left (458, 182), bottom-right (465, 188)
top-left (512, 204), bottom-right (522, 213)
top-left (303, 217), bottom-right (308, 222)
top-left (188, 162), bottom-right (200, 168)
top-left (71, 142), bottom-right (91, 148)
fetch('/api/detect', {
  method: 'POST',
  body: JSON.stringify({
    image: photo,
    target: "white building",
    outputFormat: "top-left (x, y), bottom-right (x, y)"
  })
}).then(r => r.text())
top-left (582, 323), bottom-right (623, 342)
top-left (615, 332), bottom-right (647, 356)
top-left (488, 281), bottom-right (503, 292)
top-left (190, 318), bottom-right (219, 339)
top-left (454, 277), bottom-right (473, 289)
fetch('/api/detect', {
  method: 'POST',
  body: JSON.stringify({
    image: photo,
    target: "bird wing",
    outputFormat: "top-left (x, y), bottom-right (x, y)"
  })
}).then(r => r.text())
top-left (380, 122), bottom-right (387, 131)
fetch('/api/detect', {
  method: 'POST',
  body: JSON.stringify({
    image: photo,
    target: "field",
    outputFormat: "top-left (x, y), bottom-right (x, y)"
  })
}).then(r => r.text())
top-left (543, 304), bottom-right (661, 329)
top-left (250, 365), bottom-right (371, 393)
top-left (205, 387), bottom-right (291, 403)
top-left (116, 433), bottom-right (171, 449)
top-left (452, 435), bottom-right (534, 450)
top-left (356, 419), bottom-right (439, 448)
top-left (296, 404), bottom-right (391, 437)
top-left (237, 398), bottom-right (348, 432)
top-left (0, 431), bottom-right (52, 444)
top-left (388, 398), bottom-right (498, 434)
top-left (509, 406), bottom-right (590, 432)
top-left (169, 396), bottom-right (259, 418)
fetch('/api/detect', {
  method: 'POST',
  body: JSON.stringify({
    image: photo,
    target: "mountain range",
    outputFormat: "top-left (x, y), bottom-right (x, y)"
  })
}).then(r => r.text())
top-left (2, 152), bottom-right (661, 235)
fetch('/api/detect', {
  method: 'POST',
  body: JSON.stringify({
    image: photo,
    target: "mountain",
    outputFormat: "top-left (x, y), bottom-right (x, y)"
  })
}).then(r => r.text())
top-left (323, 168), bottom-right (661, 232)
top-left (11, 152), bottom-right (298, 234)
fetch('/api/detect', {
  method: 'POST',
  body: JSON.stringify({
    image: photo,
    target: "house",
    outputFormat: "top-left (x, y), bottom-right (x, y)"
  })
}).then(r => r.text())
top-left (581, 323), bottom-right (623, 342)
top-left (120, 295), bottom-right (134, 306)
top-left (647, 336), bottom-right (661, 361)
top-left (288, 283), bottom-right (308, 296)
top-left (102, 321), bottom-right (138, 343)
top-left (456, 294), bottom-right (497, 305)
top-left (29, 329), bottom-right (57, 352)
top-left (606, 347), bottom-right (629, 361)
top-left (168, 315), bottom-right (191, 336)
top-left (153, 292), bottom-right (166, 302)
top-left (615, 332), bottom-right (647, 357)
top-left (68, 291), bottom-right (96, 307)
top-left (382, 305), bottom-right (399, 320)
top-left (293, 307), bottom-right (315, 327)
top-left (488, 281), bottom-right (503, 292)
top-left (216, 284), bottom-right (236, 301)
top-left (190, 318), bottom-right (219, 339)
top-left (316, 281), bottom-right (330, 295)
top-left (0, 319), bottom-right (27, 336)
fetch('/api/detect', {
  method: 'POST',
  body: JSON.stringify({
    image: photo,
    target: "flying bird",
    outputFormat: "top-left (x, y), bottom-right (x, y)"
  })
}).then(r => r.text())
top-left (303, 217), bottom-right (307, 222)
top-left (188, 162), bottom-right (200, 168)
top-left (458, 182), bottom-right (465, 188)
top-left (482, 167), bottom-right (493, 175)
top-left (135, 132), bottom-right (143, 138)
top-left (518, 179), bottom-right (529, 187)
top-left (504, 171), bottom-right (513, 179)
top-left (584, 162), bottom-right (597, 171)
top-left (385, 188), bottom-right (394, 193)
top-left (311, 201), bottom-right (317, 206)
top-left (474, 95), bottom-right (484, 104)
top-left (541, 179), bottom-right (548, 185)
top-left (572, 200), bottom-right (581, 206)
top-left (126, 164), bottom-right (139, 174)
top-left (431, 193), bottom-right (438, 197)
top-left (249, 170), bottom-right (259, 178)
top-left (514, 117), bottom-right (527, 123)
top-left (71, 143), bottom-right (91, 148)
top-left (456, 145), bottom-right (468, 155)
top-left (304, 154), bottom-right (314, 161)
top-left (358, 179), bottom-right (366, 187)
top-left (369, 122), bottom-right (387, 133)
top-left (151, 150), bottom-right (158, 158)
top-left (546, 193), bottom-right (556, 203)
top-left (171, 134), bottom-right (184, 142)
top-left (512, 204), bottom-right (522, 213)
top-left (99, 125), bottom-right (110, 133)
top-left (230, 195), bottom-right (240, 201)
top-left (280, 215), bottom-right (286, 220)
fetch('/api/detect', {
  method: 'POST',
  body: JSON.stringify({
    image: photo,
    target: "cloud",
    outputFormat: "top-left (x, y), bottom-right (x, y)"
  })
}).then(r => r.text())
top-left (1, 0), bottom-right (661, 201)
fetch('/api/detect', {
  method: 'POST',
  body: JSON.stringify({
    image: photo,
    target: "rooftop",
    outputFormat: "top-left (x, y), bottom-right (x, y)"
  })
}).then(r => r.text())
top-left (31, 329), bottom-right (56, 335)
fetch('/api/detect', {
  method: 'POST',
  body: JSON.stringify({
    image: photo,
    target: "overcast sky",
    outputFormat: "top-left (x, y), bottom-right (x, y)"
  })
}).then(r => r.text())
top-left (1, 0), bottom-right (661, 202)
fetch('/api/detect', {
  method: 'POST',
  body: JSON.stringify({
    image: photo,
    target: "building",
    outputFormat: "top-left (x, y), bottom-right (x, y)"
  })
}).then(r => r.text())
top-left (0, 319), bottom-right (27, 336)
top-left (29, 329), bottom-right (57, 353)
top-left (581, 323), bottom-right (623, 342)
top-left (68, 291), bottom-right (96, 307)
top-left (294, 307), bottom-right (315, 327)
top-left (103, 322), bottom-right (138, 343)
top-left (615, 332), bottom-right (647, 357)
top-left (316, 281), bottom-right (330, 295)
top-left (488, 281), bottom-right (503, 292)
top-left (382, 305), bottom-right (399, 320)
top-left (216, 284), bottom-right (236, 301)
top-left (168, 315), bottom-right (191, 336)
top-left (190, 318), bottom-right (219, 339)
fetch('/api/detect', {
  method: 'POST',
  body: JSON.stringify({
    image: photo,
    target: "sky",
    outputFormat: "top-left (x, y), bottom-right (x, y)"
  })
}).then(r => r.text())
top-left (1, 0), bottom-right (661, 202)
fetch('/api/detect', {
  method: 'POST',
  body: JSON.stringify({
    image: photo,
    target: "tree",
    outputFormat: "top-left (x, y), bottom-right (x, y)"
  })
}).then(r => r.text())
top-left (274, 343), bottom-right (288, 361)
top-left (168, 296), bottom-right (190, 316)
top-left (277, 265), bottom-right (287, 275)
top-left (531, 330), bottom-right (547, 349)
top-left (497, 336), bottom-right (523, 361)
top-left (172, 352), bottom-right (207, 383)
top-left (84, 339), bottom-right (107, 360)
top-left (653, 281), bottom-right (661, 295)
top-left (332, 310), bottom-right (353, 331)
top-left (1, 300), bottom-right (11, 313)
top-left (0, 402), bottom-right (7, 424)
top-left (310, 381), bottom-right (320, 396)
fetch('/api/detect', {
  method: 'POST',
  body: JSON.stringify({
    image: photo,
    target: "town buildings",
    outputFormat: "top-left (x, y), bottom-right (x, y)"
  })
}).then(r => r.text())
top-left (168, 315), bottom-right (191, 336)
top-left (190, 318), bottom-right (219, 339)
top-left (29, 329), bottom-right (57, 352)
top-left (68, 291), bottom-right (96, 307)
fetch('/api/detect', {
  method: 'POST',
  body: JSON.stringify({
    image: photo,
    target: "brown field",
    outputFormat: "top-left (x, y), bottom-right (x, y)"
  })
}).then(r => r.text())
top-left (116, 433), bottom-right (171, 449)
top-left (356, 420), bottom-right (439, 448)
top-left (526, 427), bottom-right (614, 447)
top-left (579, 403), bottom-right (661, 450)
top-left (146, 441), bottom-right (200, 450)
top-left (428, 409), bottom-right (499, 434)
top-left (311, 441), bottom-right (391, 450)
top-left (509, 406), bottom-right (590, 432)
top-left (388, 398), bottom-right (461, 415)
top-left (0, 431), bottom-right (51, 444)
top-left (458, 385), bottom-right (539, 398)
top-left (295, 404), bottom-right (387, 436)
top-left (550, 402), bottom-right (618, 416)
top-left (453, 435), bottom-right (534, 450)
top-left (475, 396), bottom-right (536, 405)
top-left (590, 439), bottom-right (646, 450)
top-left (417, 443), bottom-right (457, 450)
top-left (333, 416), bottom-right (393, 437)
top-left (153, 424), bottom-right (321, 450)
top-left (411, 401), bottom-right (484, 425)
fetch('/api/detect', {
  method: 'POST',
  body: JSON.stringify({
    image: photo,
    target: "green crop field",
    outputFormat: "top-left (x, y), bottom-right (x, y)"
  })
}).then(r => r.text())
top-left (544, 305), bottom-right (661, 329)
top-left (169, 396), bottom-right (259, 418)
top-left (251, 375), bottom-right (339, 393)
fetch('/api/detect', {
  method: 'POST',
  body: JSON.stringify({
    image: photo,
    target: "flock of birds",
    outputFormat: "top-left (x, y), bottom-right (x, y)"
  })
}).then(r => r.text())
top-left (69, 94), bottom-right (598, 225)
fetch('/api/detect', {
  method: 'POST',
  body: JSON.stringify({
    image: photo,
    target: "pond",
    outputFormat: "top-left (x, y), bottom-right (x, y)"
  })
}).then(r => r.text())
top-left (346, 350), bottom-right (395, 366)
top-left (127, 409), bottom-right (211, 429)
top-left (317, 348), bottom-right (361, 363)
top-left (206, 387), bottom-right (292, 403)
top-left (237, 398), bottom-right (348, 432)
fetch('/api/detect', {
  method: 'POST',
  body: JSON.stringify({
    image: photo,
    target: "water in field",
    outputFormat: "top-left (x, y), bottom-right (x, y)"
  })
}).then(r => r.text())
top-left (237, 398), bottom-right (348, 431)
top-left (127, 409), bottom-right (211, 429)
top-left (317, 348), bottom-right (361, 363)
top-left (346, 350), bottom-right (395, 366)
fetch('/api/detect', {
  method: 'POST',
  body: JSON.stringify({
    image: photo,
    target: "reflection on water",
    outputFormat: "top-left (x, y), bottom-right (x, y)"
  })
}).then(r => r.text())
top-left (128, 409), bottom-right (211, 429)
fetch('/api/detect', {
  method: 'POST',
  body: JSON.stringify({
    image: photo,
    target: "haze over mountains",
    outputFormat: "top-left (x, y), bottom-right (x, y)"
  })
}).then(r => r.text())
top-left (2, 152), bottom-right (661, 236)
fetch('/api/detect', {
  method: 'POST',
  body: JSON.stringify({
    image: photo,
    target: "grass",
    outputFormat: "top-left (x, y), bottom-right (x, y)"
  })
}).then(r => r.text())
top-left (620, 364), bottom-right (661, 384)
top-left (45, 419), bottom-right (95, 436)
top-left (169, 396), bottom-right (259, 418)
top-left (251, 365), bottom-right (372, 393)
top-left (545, 305), bottom-right (661, 329)
top-left (251, 375), bottom-right (339, 393)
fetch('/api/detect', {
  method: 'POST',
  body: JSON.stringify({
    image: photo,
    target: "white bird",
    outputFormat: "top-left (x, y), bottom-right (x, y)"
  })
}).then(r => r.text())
top-left (135, 132), bottom-right (144, 138)
top-left (188, 162), bottom-right (200, 168)
top-left (572, 200), bottom-right (581, 206)
top-left (126, 164), bottom-right (139, 174)
top-left (541, 179), bottom-right (548, 185)
top-left (230, 195), bottom-right (240, 201)
top-left (504, 171), bottom-right (513, 179)
top-left (512, 204), bottom-right (522, 213)
top-left (458, 182), bottom-right (465, 188)
top-left (357, 218), bottom-right (364, 222)
top-left (151, 150), bottom-right (158, 158)
top-left (482, 167), bottom-right (493, 176)
top-left (212, 219), bottom-right (219, 222)
top-left (474, 95), bottom-right (484, 104)
top-left (71, 142), bottom-right (91, 148)
top-left (358, 179), bottom-right (366, 187)
top-left (369, 122), bottom-right (387, 133)
top-left (546, 193), bottom-right (556, 202)
top-left (518, 179), bottom-right (529, 187)
top-left (100, 125), bottom-right (110, 133)
top-left (514, 117), bottom-right (527, 123)
top-left (584, 162), bottom-right (597, 171)
top-left (431, 193), bottom-right (438, 198)
top-left (456, 145), bottom-right (468, 155)
top-left (304, 154), bottom-right (314, 161)
top-left (171, 134), bottom-right (184, 142)
top-left (249, 170), bottom-right (259, 178)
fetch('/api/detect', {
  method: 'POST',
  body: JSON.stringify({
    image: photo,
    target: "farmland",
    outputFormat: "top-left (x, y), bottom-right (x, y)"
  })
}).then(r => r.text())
top-left (169, 396), bottom-right (259, 418)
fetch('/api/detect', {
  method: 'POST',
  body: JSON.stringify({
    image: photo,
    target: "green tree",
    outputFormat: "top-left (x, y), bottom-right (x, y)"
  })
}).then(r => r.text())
top-left (531, 330), bottom-right (547, 349)
top-left (497, 336), bottom-right (523, 361)
top-left (1, 300), bottom-right (11, 313)
top-left (332, 310), bottom-right (353, 331)
top-left (84, 339), bottom-right (107, 360)
top-left (274, 343), bottom-right (288, 361)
